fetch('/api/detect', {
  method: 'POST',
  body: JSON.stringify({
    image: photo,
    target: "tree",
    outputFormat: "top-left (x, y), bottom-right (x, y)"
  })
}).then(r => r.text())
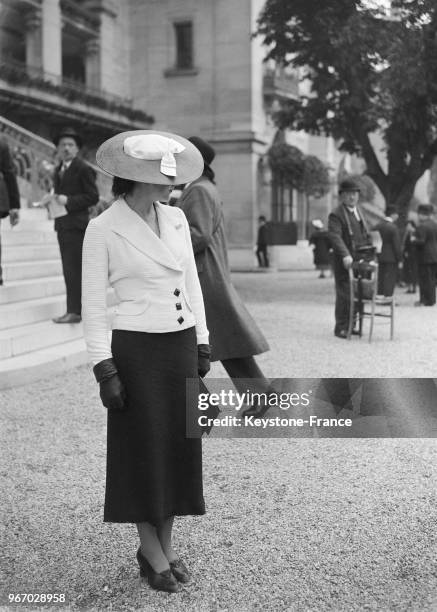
top-left (267, 142), bottom-right (305, 190)
top-left (302, 155), bottom-right (330, 198)
top-left (256, 0), bottom-right (437, 221)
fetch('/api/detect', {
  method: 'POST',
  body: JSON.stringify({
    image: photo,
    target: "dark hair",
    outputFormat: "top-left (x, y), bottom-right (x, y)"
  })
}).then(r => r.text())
top-left (259, 215), bottom-right (266, 222)
top-left (386, 205), bottom-right (398, 216)
top-left (202, 164), bottom-right (215, 184)
top-left (112, 176), bottom-right (136, 197)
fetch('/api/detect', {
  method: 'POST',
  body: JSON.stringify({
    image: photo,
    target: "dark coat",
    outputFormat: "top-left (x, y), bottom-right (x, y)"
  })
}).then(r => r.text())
top-left (53, 156), bottom-right (99, 231)
top-left (415, 219), bottom-right (437, 264)
top-left (372, 219), bottom-right (402, 263)
top-left (178, 176), bottom-right (269, 362)
top-left (0, 137), bottom-right (20, 218)
top-left (328, 203), bottom-right (372, 261)
top-left (309, 229), bottom-right (331, 266)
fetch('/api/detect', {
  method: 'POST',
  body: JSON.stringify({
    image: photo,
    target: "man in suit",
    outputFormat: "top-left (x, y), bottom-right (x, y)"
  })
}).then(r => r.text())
top-left (372, 206), bottom-right (402, 296)
top-left (52, 127), bottom-right (99, 323)
top-left (414, 204), bottom-right (437, 307)
top-left (328, 178), bottom-right (373, 338)
top-left (0, 137), bottom-right (20, 285)
top-left (256, 215), bottom-right (270, 268)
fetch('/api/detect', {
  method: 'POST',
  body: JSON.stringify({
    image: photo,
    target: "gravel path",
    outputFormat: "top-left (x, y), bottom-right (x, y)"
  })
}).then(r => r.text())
top-left (1, 271), bottom-right (436, 611)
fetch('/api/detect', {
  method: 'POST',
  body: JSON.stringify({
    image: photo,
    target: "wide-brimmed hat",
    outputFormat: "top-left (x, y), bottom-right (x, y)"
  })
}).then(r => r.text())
top-left (54, 127), bottom-right (82, 148)
top-left (96, 130), bottom-right (204, 185)
top-left (339, 178), bottom-right (360, 193)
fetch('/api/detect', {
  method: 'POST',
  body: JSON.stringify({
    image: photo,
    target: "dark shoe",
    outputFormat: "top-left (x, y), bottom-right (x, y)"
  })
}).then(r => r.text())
top-left (52, 313), bottom-right (82, 324)
top-left (334, 329), bottom-right (348, 339)
top-left (414, 301), bottom-right (424, 307)
top-left (351, 329), bottom-right (361, 336)
top-left (136, 548), bottom-right (180, 593)
top-left (169, 558), bottom-right (190, 583)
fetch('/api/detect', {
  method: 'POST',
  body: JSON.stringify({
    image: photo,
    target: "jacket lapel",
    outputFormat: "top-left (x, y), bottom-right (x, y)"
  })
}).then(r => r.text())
top-left (109, 199), bottom-right (182, 271)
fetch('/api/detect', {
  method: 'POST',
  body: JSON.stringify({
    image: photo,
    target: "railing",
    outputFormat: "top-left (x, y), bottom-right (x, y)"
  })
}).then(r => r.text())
top-left (0, 58), bottom-right (153, 124)
top-left (0, 115), bottom-right (113, 207)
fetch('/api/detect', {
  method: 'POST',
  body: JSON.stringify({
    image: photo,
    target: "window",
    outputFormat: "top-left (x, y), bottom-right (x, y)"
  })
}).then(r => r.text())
top-left (174, 21), bottom-right (193, 70)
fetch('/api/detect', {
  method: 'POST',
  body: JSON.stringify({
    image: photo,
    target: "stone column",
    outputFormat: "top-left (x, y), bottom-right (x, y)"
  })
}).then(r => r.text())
top-left (84, 0), bottom-right (118, 93)
top-left (41, 0), bottom-right (62, 81)
top-left (24, 9), bottom-right (42, 72)
top-left (85, 38), bottom-right (101, 90)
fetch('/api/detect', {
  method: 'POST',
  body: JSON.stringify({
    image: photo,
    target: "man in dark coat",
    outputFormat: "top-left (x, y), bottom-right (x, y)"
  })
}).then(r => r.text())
top-left (328, 179), bottom-right (373, 338)
top-left (414, 204), bottom-right (437, 307)
top-left (179, 136), bottom-right (272, 418)
top-left (372, 206), bottom-right (402, 296)
top-left (256, 215), bottom-right (270, 268)
top-left (0, 137), bottom-right (20, 285)
top-left (52, 127), bottom-right (99, 323)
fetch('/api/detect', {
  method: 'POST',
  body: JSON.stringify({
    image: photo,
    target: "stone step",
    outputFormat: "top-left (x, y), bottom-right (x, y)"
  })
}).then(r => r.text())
top-left (0, 295), bottom-right (65, 330)
top-left (1, 229), bottom-right (57, 246)
top-left (0, 338), bottom-right (89, 390)
top-left (3, 243), bottom-right (60, 263)
top-left (0, 276), bottom-right (65, 305)
top-left (3, 259), bottom-right (62, 282)
top-left (0, 319), bottom-right (84, 360)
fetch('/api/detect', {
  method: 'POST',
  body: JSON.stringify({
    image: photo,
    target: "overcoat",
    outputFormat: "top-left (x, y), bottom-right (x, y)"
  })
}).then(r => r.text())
top-left (178, 176), bottom-right (269, 362)
top-left (415, 219), bottom-right (437, 265)
top-left (372, 220), bottom-right (402, 263)
top-left (0, 137), bottom-right (20, 218)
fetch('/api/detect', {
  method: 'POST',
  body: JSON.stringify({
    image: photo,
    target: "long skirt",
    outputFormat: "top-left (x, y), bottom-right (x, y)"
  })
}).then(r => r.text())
top-left (104, 327), bottom-right (205, 525)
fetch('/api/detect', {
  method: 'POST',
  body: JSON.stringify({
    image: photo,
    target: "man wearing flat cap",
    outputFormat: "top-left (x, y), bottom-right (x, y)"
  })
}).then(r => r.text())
top-left (328, 178), bottom-right (373, 338)
top-left (413, 204), bottom-right (437, 306)
top-left (52, 127), bottom-right (99, 324)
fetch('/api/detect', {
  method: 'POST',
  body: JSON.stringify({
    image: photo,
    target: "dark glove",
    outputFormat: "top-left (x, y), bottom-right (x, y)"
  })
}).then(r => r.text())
top-left (197, 344), bottom-right (211, 378)
top-left (93, 358), bottom-right (127, 411)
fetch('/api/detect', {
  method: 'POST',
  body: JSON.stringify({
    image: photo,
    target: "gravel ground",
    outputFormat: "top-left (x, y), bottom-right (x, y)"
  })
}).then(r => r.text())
top-left (1, 271), bottom-right (436, 611)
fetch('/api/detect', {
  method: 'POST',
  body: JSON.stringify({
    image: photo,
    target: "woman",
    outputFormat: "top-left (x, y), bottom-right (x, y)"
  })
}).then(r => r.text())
top-left (309, 219), bottom-right (331, 278)
top-left (82, 130), bottom-right (210, 593)
top-left (178, 136), bottom-right (272, 418)
top-left (402, 219), bottom-right (418, 293)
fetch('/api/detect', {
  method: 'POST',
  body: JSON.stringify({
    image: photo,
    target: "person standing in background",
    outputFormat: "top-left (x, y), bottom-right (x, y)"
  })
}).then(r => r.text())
top-left (0, 136), bottom-right (20, 285)
top-left (256, 215), bottom-right (270, 268)
top-left (309, 219), bottom-right (331, 278)
top-left (372, 206), bottom-right (402, 297)
top-left (52, 127), bottom-right (99, 324)
top-left (414, 204), bottom-right (437, 307)
top-left (402, 220), bottom-right (418, 294)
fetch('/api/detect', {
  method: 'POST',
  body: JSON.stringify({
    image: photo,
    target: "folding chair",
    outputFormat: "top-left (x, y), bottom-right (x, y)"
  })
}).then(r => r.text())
top-left (347, 261), bottom-right (394, 342)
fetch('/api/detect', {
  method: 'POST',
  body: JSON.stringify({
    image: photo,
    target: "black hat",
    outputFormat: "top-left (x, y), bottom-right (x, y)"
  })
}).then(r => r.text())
top-left (188, 136), bottom-right (215, 166)
top-left (339, 178), bottom-right (360, 193)
top-left (385, 205), bottom-right (398, 216)
top-left (54, 127), bottom-right (82, 148)
top-left (417, 204), bottom-right (433, 215)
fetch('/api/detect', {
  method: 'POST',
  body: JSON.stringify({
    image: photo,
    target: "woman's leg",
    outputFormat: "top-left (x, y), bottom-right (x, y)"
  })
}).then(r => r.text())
top-left (136, 522), bottom-right (170, 573)
top-left (157, 516), bottom-right (178, 562)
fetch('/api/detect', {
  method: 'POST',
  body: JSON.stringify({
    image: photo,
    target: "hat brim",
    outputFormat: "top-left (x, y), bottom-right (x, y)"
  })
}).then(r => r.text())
top-left (96, 130), bottom-right (204, 185)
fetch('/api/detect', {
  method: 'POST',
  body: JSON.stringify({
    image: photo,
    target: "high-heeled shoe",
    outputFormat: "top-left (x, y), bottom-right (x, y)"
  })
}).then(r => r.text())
top-left (136, 548), bottom-right (180, 593)
top-left (169, 558), bottom-right (191, 583)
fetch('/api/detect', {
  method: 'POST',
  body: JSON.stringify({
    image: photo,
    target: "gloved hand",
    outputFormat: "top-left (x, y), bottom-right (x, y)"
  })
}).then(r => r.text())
top-left (93, 358), bottom-right (127, 411)
top-left (197, 344), bottom-right (211, 378)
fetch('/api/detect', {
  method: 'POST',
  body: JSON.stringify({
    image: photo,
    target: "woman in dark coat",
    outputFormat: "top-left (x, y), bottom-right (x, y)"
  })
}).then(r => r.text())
top-left (402, 220), bottom-right (418, 293)
top-left (178, 137), bottom-right (272, 417)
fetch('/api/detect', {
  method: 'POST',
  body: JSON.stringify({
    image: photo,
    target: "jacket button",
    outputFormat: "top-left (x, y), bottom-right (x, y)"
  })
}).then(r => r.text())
top-left (174, 289), bottom-right (180, 296)
top-left (177, 316), bottom-right (184, 324)
top-left (175, 303), bottom-right (182, 310)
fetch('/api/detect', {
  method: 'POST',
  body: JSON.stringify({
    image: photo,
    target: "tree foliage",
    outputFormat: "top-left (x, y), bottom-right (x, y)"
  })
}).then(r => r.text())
top-left (268, 143), bottom-right (330, 197)
top-left (256, 0), bottom-right (437, 218)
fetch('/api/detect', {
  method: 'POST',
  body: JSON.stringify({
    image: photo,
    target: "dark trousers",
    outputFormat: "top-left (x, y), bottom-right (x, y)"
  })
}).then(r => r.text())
top-left (221, 356), bottom-right (271, 395)
top-left (333, 259), bottom-right (350, 333)
top-left (0, 218), bottom-right (2, 283)
top-left (377, 262), bottom-right (398, 297)
top-left (418, 263), bottom-right (437, 306)
top-left (256, 245), bottom-right (269, 268)
top-left (57, 228), bottom-right (85, 315)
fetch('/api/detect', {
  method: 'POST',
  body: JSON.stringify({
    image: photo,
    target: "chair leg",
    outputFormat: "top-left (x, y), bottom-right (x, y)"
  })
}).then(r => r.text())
top-left (347, 271), bottom-right (354, 339)
top-left (390, 303), bottom-right (394, 340)
top-left (369, 299), bottom-right (375, 343)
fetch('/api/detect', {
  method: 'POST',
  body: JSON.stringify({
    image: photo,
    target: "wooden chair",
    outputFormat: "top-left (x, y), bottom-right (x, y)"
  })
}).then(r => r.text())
top-left (347, 261), bottom-right (394, 342)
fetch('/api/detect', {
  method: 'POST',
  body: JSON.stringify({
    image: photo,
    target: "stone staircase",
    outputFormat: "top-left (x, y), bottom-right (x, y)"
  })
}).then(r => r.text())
top-left (0, 209), bottom-right (91, 389)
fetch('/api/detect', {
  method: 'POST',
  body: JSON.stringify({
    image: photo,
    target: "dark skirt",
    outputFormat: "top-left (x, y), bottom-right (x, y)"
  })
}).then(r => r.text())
top-left (104, 327), bottom-right (205, 525)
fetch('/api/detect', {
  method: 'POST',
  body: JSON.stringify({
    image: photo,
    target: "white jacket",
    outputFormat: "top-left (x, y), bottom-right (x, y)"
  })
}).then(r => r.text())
top-left (82, 198), bottom-right (209, 364)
